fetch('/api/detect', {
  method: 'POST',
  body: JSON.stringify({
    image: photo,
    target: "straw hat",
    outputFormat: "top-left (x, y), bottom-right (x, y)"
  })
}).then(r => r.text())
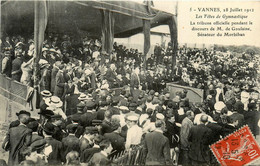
top-left (40, 90), bottom-right (52, 97)
top-left (45, 96), bottom-right (63, 108)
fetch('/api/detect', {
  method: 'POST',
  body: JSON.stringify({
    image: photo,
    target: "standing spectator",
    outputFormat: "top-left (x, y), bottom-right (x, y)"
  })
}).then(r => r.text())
top-left (50, 61), bottom-right (61, 93)
top-left (42, 122), bottom-right (63, 165)
top-left (89, 139), bottom-right (113, 166)
top-left (2, 110), bottom-right (32, 166)
top-left (1, 48), bottom-right (12, 77)
top-left (39, 60), bottom-right (51, 91)
top-left (143, 120), bottom-right (173, 165)
top-left (179, 111), bottom-right (194, 165)
top-left (11, 48), bottom-right (23, 81)
top-left (20, 57), bottom-right (34, 86)
top-left (2, 36), bottom-right (14, 49)
top-left (188, 115), bottom-right (212, 165)
top-left (50, 114), bottom-right (66, 141)
top-left (80, 127), bottom-right (98, 154)
top-left (125, 115), bottom-right (142, 149)
top-left (99, 110), bottom-right (113, 135)
top-left (62, 124), bottom-right (80, 161)
top-left (105, 63), bottom-right (117, 88)
top-left (229, 102), bottom-right (245, 128)
top-left (54, 63), bottom-right (67, 100)
top-left (104, 116), bottom-right (125, 158)
top-left (130, 67), bottom-right (141, 91)
top-left (80, 135), bottom-right (103, 163)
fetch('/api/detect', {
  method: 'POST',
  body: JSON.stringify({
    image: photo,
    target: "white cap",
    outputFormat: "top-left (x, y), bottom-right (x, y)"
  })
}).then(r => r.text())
top-left (119, 106), bottom-right (128, 110)
top-left (127, 115), bottom-right (139, 121)
top-left (156, 113), bottom-right (165, 120)
top-left (214, 101), bottom-right (226, 111)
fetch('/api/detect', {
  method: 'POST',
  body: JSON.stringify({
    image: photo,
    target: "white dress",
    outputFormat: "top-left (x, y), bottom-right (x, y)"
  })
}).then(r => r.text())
top-left (20, 58), bottom-right (34, 86)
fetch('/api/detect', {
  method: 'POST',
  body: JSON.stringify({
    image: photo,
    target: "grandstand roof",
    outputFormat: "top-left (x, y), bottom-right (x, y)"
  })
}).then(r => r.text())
top-left (1, 0), bottom-right (174, 38)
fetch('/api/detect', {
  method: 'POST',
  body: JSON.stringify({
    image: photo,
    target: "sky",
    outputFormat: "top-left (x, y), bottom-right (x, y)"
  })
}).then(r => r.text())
top-left (116, 1), bottom-right (260, 48)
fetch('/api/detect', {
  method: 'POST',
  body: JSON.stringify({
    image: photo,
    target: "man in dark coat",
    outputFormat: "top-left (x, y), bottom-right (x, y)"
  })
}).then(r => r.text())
top-left (11, 51), bottom-right (23, 81)
top-left (179, 111), bottom-right (194, 165)
top-left (188, 115), bottom-right (212, 165)
top-left (54, 63), bottom-right (67, 100)
top-left (42, 122), bottom-right (63, 165)
top-left (143, 120), bottom-right (172, 165)
top-left (104, 117), bottom-right (125, 158)
top-left (65, 91), bottom-right (80, 116)
top-left (2, 110), bottom-right (32, 166)
top-left (89, 139), bottom-right (113, 166)
top-left (51, 115), bottom-right (66, 141)
top-left (130, 67), bottom-right (140, 90)
top-left (229, 102), bottom-right (245, 128)
top-left (105, 63), bottom-right (117, 88)
top-left (1, 49), bottom-right (12, 77)
top-left (50, 61), bottom-right (60, 93)
top-left (80, 135), bottom-right (103, 163)
top-left (81, 101), bottom-right (97, 127)
top-left (62, 124), bottom-right (80, 161)
top-left (99, 110), bottom-right (113, 135)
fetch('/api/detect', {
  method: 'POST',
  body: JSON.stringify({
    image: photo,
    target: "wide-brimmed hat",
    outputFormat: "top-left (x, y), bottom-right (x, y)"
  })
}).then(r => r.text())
top-left (78, 93), bottom-right (88, 101)
top-left (41, 122), bottom-right (55, 134)
top-left (40, 90), bottom-right (52, 97)
top-left (38, 109), bottom-right (54, 117)
top-left (16, 110), bottom-right (31, 117)
top-left (126, 113), bottom-right (139, 122)
top-left (45, 96), bottom-right (63, 108)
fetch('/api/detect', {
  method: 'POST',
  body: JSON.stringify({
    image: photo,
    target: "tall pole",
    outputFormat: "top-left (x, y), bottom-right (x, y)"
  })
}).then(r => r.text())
top-left (172, 2), bottom-right (178, 72)
top-left (168, 2), bottom-right (178, 74)
top-left (33, 0), bottom-right (47, 88)
top-left (143, 20), bottom-right (151, 72)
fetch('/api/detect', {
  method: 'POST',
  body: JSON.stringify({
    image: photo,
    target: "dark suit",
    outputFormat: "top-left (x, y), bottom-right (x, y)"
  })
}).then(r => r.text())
top-left (65, 94), bottom-right (80, 116)
top-left (44, 136), bottom-right (63, 165)
top-left (80, 137), bottom-right (93, 154)
top-left (100, 120), bottom-right (113, 135)
top-left (52, 125), bottom-right (65, 142)
top-left (164, 120), bottom-right (180, 148)
top-left (4, 124), bottom-right (32, 166)
top-left (80, 112), bottom-right (97, 127)
top-left (62, 134), bottom-right (80, 160)
top-left (50, 66), bottom-right (59, 93)
top-left (229, 112), bottom-right (244, 128)
top-left (81, 147), bottom-right (101, 163)
top-left (2, 56), bottom-right (12, 77)
top-left (89, 152), bottom-right (111, 166)
top-left (40, 68), bottom-right (51, 91)
top-left (188, 124), bottom-right (212, 164)
top-left (11, 57), bottom-right (23, 82)
top-left (143, 130), bottom-right (172, 165)
top-left (130, 73), bottom-right (140, 89)
top-left (104, 132), bottom-right (125, 156)
top-left (105, 68), bottom-right (117, 88)
top-left (120, 125), bottom-right (128, 139)
top-left (54, 70), bottom-right (66, 99)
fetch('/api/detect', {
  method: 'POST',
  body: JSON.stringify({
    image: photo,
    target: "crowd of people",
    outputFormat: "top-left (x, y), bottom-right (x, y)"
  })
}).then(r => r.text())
top-left (0, 32), bottom-right (260, 166)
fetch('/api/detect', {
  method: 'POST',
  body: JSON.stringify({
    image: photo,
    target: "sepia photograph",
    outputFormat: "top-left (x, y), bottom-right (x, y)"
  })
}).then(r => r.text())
top-left (0, 0), bottom-right (259, 165)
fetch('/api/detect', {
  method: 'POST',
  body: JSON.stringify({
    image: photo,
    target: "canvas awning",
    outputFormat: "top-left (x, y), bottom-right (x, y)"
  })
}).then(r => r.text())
top-left (1, 0), bottom-right (174, 38)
